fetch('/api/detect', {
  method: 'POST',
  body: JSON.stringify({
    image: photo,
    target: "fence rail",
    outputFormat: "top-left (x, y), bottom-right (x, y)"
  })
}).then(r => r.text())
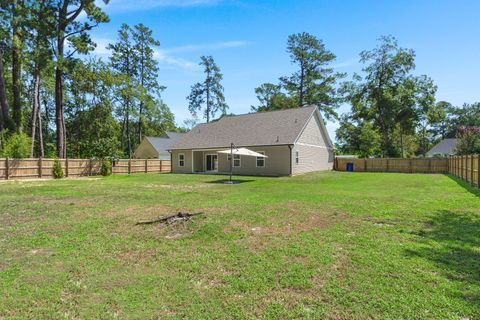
top-left (335, 155), bottom-right (480, 187)
top-left (0, 158), bottom-right (171, 180)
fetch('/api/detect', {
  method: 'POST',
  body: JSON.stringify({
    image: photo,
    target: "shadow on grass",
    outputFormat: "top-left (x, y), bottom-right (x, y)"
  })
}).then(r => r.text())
top-left (445, 174), bottom-right (480, 197)
top-left (405, 210), bottom-right (480, 307)
top-left (206, 179), bottom-right (256, 184)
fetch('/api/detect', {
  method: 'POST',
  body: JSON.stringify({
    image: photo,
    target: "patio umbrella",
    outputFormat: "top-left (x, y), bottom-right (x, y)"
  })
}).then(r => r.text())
top-left (217, 144), bottom-right (268, 183)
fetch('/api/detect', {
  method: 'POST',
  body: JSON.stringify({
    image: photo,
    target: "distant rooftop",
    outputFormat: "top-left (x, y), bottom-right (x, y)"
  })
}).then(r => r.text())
top-left (426, 138), bottom-right (458, 156)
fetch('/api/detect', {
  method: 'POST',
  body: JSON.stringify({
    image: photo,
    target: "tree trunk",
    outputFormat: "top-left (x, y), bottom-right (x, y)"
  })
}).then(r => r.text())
top-left (299, 62), bottom-right (305, 107)
top-left (55, 23), bottom-right (67, 158)
top-left (12, 0), bottom-right (23, 132)
top-left (138, 59), bottom-right (144, 143)
top-left (0, 51), bottom-right (9, 131)
top-left (30, 71), bottom-right (40, 157)
top-left (400, 125), bottom-right (404, 158)
top-left (37, 99), bottom-right (44, 158)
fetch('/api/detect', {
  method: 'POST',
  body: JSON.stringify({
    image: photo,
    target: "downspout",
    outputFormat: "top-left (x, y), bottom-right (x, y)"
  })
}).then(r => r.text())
top-left (288, 145), bottom-right (293, 176)
top-left (169, 150), bottom-right (172, 173)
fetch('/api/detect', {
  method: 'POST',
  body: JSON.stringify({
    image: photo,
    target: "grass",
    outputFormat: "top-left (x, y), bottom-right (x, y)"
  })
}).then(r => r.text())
top-left (0, 172), bottom-right (479, 319)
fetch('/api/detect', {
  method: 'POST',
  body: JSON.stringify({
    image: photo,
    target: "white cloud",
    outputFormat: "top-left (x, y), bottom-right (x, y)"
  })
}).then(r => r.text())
top-left (91, 37), bottom-right (200, 71)
top-left (154, 49), bottom-right (200, 71)
top-left (166, 41), bottom-right (250, 53)
top-left (92, 37), bottom-right (249, 72)
top-left (97, 0), bottom-right (221, 13)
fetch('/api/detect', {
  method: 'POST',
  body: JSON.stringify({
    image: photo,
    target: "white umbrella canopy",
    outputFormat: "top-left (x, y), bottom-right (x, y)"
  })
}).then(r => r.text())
top-left (217, 147), bottom-right (268, 158)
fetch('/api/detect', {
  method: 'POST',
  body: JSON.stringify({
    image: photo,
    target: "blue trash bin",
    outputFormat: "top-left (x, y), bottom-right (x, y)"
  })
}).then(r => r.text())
top-left (346, 162), bottom-right (354, 172)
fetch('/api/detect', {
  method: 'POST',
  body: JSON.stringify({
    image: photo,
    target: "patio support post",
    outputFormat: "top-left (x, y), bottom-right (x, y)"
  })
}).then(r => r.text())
top-left (230, 143), bottom-right (233, 182)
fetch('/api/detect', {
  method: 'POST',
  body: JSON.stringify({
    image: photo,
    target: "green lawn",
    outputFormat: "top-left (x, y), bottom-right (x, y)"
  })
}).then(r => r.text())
top-left (0, 172), bottom-right (479, 319)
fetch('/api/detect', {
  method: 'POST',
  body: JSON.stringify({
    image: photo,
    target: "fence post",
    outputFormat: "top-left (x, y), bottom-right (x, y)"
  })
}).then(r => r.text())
top-left (459, 156), bottom-right (461, 177)
top-left (38, 157), bottom-right (43, 178)
top-left (159, 160), bottom-right (163, 172)
top-left (409, 158), bottom-right (412, 173)
top-left (89, 158), bottom-right (93, 176)
top-left (386, 158), bottom-right (389, 172)
top-left (364, 158), bottom-right (367, 172)
top-left (145, 159), bottom-right (148, 173)
top-left (428, 158), bottom-right (432, 173)
top-left (65, 158), bottom-right (69, 177)
top-left (128, 159), bottom-right (131, 174)
top-left (470, 155), bottom-right (474, 185)
top-left (477, 155), bottom-right (480, 188)
top-left (5, 157), bottom-right (9, 180)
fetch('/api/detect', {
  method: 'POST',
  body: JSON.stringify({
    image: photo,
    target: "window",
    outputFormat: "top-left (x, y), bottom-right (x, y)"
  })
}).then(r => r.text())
top-left (228, 154), bottom-right (241, 167)
top-left (256, 151), bottom-right (265, 167)
top-left (295, 151), bottom-right (299, 164)
top-left (178, 153), bottom-right (185, 167)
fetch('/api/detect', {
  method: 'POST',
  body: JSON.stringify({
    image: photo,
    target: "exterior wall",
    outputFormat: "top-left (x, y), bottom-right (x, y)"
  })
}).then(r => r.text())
top-left (171, 150), bottom-right (193, 173)
top-left (292, 144), bottom-right (333, 174)
top-left (193, 151), bottom-right (204, 172)
top-left (218, 145), bottom-right (291, 176)
top-left (292, 112), bottom-right (334, 174)
top-left (171, 146), bottom-right (291, 176)
top-left (133, 140), bottom-right (159, 159)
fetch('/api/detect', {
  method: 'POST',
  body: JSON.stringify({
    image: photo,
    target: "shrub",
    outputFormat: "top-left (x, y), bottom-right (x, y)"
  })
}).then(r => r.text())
top-left (2, 132), bottom-right (30, 158)
top-left (456, 126), bottom-right (480, 155)
top-left (100, 159), bottom-right (112, 176)
top-left (52, 159), bottom-right (64, 179)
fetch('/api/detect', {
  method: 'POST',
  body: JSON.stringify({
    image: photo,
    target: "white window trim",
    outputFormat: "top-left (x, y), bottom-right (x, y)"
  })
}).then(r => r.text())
top-left (178, 153), bottom-right (185, 167)
top-left (256, 151), bottom-right (265, 168)
top-left (228, 154), bottom-right (241, 167)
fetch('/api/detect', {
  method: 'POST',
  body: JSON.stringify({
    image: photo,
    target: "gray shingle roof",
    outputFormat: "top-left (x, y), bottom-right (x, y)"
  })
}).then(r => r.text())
top-left (171, 106), bottom-right (323, 150)
top-left (162, 131), bottom-right (185, 140)
top-left (426, 138), bottom-right (458, 156)
top-left (145, 133), bottom-right (185, 154)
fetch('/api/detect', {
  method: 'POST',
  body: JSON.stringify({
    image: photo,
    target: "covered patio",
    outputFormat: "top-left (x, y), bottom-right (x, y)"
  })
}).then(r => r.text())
top-left (192, 149), bottom-right (226, 173)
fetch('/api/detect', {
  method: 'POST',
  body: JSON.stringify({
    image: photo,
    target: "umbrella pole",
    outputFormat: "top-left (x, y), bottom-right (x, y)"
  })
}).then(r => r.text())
top-left (230, 143), bottom-right (233, 181)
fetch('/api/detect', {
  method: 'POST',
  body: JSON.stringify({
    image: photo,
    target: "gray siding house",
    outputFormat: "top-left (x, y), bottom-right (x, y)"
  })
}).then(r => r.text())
top-left (134, 132), bottom-right (185, 160)
top-left (426, 138), bottom-right (458, 157)
top-left (169, 106), bottom-right (334, 176)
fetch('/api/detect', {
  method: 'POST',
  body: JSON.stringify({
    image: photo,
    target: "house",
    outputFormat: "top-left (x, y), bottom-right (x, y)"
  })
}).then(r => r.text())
top-left (426, 138), bottom-right (458, 157)
top-left (134, 132), bottom-right (185, 160)
top-left (169, 105), bottom-right (334, 176)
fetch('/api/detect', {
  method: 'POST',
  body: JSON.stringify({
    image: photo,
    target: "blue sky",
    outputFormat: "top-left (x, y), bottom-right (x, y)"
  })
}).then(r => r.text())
top-left (90, 0), bottom-right (480, 140)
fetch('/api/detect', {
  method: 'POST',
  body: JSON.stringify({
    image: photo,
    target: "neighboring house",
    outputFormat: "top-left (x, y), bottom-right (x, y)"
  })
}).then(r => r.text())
top-left (169, 105), bottom-right (334, 176)
top-left (426, 138), bottom-right (458, 157)
top-left (134, 132), bottom-right (185, 160)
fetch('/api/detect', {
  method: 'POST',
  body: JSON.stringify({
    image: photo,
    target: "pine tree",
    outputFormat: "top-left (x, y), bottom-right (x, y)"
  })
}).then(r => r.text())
top-left (187, 56), bottom-right (228, 123)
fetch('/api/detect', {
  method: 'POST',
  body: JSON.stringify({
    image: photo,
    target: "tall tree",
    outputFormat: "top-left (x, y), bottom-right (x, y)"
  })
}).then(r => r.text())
top-left (11, 0), bottom-right (24, 132)
top-left (0, 41), bottom-right (10, 132)
top-left (280, 32), bottom-right (344, 119)
top-left (27, 0), bottom-right (54, 157)
top-left (341, 36), bottom-right (436, 157)
top-left (52, 0), bottom-right (109, 158)
top-left (428, 101), bottom-right (452, 140)
top-left (187, 56), bottom-right (228, 123)
top-left (132, 23), bottom-right (161, 144)
top-left (250, 83), bottom-right (295, 112)
top-left (108, 24), bottom-right (138, 157)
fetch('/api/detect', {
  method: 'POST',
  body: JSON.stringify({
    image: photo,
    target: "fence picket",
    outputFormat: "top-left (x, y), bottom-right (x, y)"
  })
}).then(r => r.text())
top-left (0, 158), bottom-right (171, 180)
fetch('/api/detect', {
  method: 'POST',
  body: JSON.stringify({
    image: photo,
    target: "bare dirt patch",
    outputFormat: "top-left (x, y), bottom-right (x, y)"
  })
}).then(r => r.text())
top-left (227, 201), bottom-right (349, 237)
top-left (28, 195), bottom-right (99, 207)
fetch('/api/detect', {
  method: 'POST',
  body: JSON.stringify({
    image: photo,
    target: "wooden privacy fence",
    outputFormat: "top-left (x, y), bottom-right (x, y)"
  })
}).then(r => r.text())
top-left (335, 157), bottom-right (448, 174)
top-left (335, 155), bottom-right (480, 187)
top-left (448, 155), bottom-right (480, 187)
top-left (0, 158), bottom-right (171, 180)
